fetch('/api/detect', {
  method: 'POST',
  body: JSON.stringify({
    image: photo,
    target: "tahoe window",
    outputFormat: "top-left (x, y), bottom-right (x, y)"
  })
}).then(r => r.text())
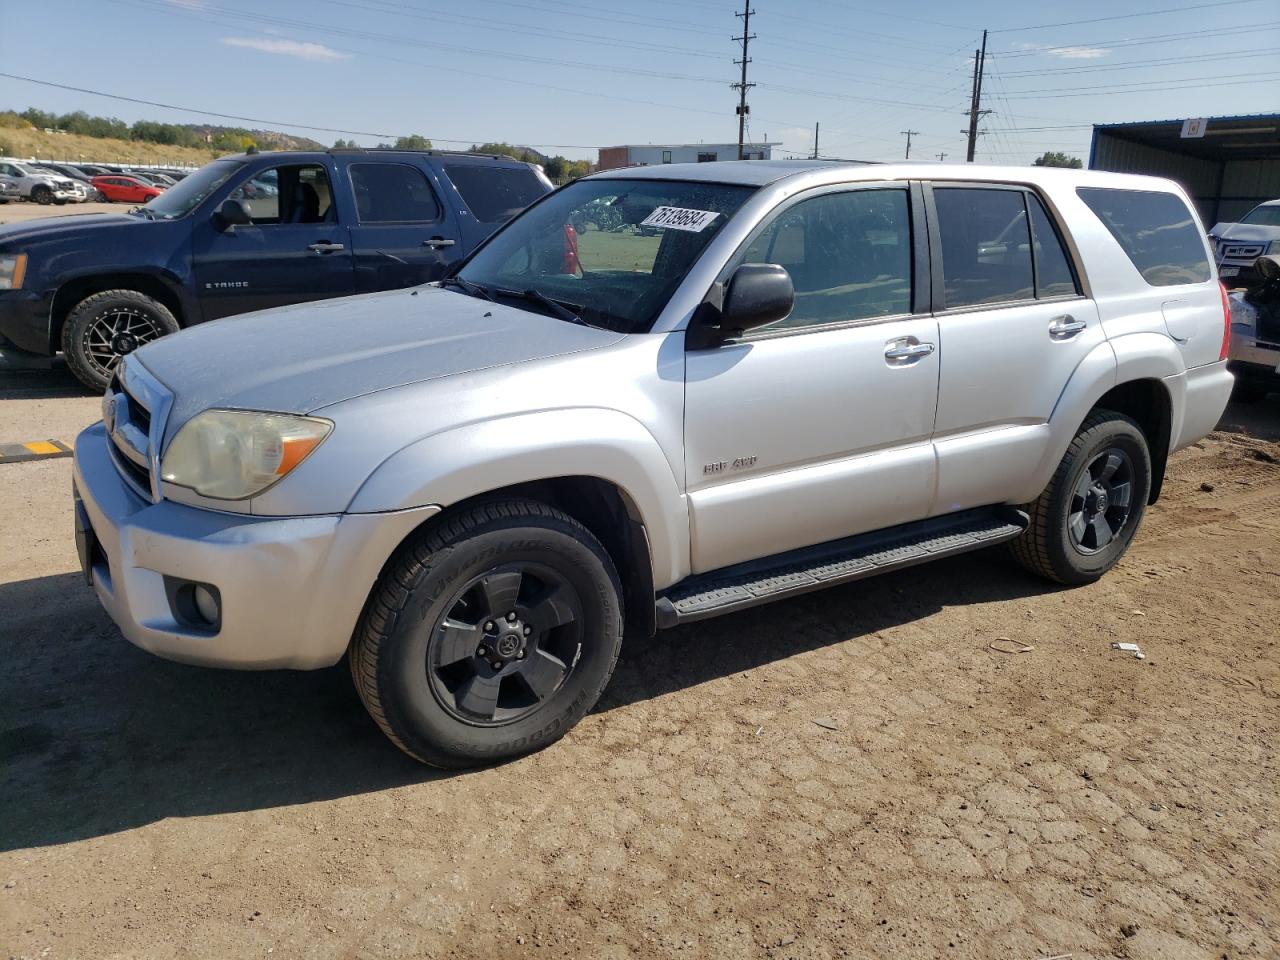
top-left (735, 188), bottom-right (913, 330)
top-left (455, 178), bottom-right (754, 332)
top-left (443, 163), bottom-right (546, 223)
top-left (229, 164), bottom-right (335, 225)
top-left (1077, 187), bottom-right (1211, 286)
top-left (350, 163), bottom-right (440, 223)
top-left (139, 159), bottom-right (240, 220)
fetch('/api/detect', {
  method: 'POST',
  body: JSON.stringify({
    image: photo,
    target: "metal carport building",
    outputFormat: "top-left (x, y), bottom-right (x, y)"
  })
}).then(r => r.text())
top-left (1089, 113), bottom-right (1280, 226)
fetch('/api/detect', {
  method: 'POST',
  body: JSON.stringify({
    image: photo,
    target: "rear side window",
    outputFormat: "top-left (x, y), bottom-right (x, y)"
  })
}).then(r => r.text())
top-left (444, 164), bottom-right (546, 223)
top-left (1077, 187), bottom-right (1210, 286)
top-left (349, 163), bottom-right (440, 223)
top-left (934, 188), bottom-right (1034, 308)
top-left (1027, 194), bottom-right (1079, 298)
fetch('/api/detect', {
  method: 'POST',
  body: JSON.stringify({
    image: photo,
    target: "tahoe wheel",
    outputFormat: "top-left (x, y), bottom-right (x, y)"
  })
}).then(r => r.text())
top-left (32, 185), bottom-right (53, 205)
top-left (350, 500), bottom-right (624, 768)
top-left (61, 289), bottom-right (179, 391)
top-left (1010, 409), bottom-right (1152, 586)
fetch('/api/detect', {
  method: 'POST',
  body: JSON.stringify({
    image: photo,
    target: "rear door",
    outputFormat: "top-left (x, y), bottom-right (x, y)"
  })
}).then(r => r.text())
top-left (191, 160), bottom-right (354, 321)
top-left (926, 183), bottom-right (1102, 514)
top-left (339, 158), bottom-right (463, 291)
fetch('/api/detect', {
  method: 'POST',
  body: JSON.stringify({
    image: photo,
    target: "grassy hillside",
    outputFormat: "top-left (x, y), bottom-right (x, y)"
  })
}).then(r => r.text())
top-left (0, 124), bottom-right (221, 168)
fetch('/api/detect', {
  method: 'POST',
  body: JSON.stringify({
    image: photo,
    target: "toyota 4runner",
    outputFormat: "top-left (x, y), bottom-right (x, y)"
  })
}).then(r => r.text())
top-left (71, 161), bottom-right (1234, 768)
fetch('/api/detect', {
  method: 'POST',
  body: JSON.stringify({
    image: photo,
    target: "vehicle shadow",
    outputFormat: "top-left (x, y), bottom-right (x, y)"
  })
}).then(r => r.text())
top-left (0, 553), bottom-right (1061, 852)
top-left (0, 364), bottom-right (94, 400)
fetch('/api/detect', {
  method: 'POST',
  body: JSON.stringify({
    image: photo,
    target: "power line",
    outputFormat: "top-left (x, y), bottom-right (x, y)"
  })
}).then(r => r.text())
top-left (994, 22), bottom-right (1278, 58)
top-left (991, 0), bottom-right (1265, 33)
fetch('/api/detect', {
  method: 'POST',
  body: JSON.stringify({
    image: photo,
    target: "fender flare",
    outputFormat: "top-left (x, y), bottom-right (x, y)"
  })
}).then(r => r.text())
top-left (1014, 332), bottom-right (1183, 503)
top-left (346, 407), bottom-right (690, 588)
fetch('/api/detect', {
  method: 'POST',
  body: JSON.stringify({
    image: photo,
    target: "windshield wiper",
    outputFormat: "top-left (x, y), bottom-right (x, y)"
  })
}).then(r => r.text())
top-left (440, 275), bottom-right (496, 302)
top-left (496, 287), bottom-right (591, 327)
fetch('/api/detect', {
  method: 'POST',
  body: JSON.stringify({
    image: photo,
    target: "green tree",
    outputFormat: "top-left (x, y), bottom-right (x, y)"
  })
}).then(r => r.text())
top-left (333, 138), bottom-right (355, 149)
top-left (394, 134), bottom-right (433, 150)
top-left (1032, 151), bottom-right (1082, 169)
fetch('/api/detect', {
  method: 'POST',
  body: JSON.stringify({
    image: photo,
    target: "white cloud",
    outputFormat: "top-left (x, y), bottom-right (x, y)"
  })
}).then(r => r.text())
top-left (1013, 41), bottom-right (1109, 60)
top-left (220, 37), bottom-right (352, 62)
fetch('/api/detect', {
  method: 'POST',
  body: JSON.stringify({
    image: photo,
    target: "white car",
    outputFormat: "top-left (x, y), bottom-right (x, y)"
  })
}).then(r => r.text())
top-left (0, 159), bottom-right (84, 205)
top-left (1209, 199), bottom-right (1280, 283)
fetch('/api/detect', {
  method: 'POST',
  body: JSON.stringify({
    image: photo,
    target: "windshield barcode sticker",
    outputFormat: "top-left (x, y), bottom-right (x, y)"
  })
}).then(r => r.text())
top-left (640, 206), bottom-right (720, 232)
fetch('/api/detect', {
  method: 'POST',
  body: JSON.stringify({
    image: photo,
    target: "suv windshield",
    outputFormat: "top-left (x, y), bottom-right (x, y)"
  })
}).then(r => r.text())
top-left (141, 159), bottom-right (242, 220)
top-left (1241, 205), bottom-right (1280, 227)
top-left (456, 178), bottom-right (755, 332)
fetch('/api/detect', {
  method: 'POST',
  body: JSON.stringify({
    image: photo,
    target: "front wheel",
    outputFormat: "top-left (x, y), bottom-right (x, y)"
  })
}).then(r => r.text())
top-left (1010, 409), bottom-right (1152, 585)
top-left (32, 186), bottom-right (53, 205)
top-left (350, 500), bottom-right (624, 768)
top-left (61, 289), bottom-right (180, 391)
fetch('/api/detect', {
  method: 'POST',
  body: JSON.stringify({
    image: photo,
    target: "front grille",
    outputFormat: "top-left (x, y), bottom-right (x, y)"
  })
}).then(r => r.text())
top-left (105, 360), bottom-right (173, 502)
top-left (1219, 240), bottom-right (1265, 260)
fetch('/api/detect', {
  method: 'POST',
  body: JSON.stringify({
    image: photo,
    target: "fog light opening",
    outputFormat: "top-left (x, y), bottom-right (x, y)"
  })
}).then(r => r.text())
top-left (164, 577), bottom-right (222, 632)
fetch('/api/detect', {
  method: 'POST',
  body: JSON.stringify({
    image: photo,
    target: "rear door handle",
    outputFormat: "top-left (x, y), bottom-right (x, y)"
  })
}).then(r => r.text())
top-left (1048, 315), bottom-right (1087, 339)
top-left (424, 237), bottom-right (456, 249)
top-left (307, 241), bottom-right (345, 254)
top-left (884, 338), bottom-right (936, 363)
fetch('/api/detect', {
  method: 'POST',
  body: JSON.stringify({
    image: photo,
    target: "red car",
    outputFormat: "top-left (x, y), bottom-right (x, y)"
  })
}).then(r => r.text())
top-left (90, 175), bottom-right (164, 204)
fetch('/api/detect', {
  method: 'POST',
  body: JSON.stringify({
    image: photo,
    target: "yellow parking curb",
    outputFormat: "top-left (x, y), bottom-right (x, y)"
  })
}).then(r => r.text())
top-left (0, 439), bottom-right (73, 464)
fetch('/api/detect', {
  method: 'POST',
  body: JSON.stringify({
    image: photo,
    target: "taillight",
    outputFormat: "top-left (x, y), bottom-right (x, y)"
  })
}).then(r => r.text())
top-left (1218, 280), bottom-right (1231, 361)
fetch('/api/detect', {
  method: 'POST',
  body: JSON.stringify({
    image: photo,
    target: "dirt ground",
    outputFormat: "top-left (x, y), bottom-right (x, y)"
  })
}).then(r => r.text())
top-left (1, 366), bottom-right (1277, 960)
top-left (0, 201), bottom-right (123, 225)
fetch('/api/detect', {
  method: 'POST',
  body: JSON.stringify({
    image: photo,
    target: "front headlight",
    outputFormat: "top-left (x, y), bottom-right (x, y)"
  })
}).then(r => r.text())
top-left (160, 409), bottom-right (332, 500)
top-left (0, 253), bottom-right (27, 290)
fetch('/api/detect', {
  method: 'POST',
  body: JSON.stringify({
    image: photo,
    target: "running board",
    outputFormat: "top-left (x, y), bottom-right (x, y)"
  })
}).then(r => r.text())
top-left (655, 506), bottom-right (1028, 628)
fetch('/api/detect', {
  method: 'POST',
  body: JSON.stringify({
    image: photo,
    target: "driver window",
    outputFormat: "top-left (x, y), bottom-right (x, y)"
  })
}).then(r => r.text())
top-left (737, 188), bottom-right (913, 331)
top-left (229, 164), bottom-right (335, 225)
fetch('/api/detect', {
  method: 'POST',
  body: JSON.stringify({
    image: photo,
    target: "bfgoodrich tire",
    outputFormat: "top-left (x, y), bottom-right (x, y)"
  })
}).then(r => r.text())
top-left (1010, 409), bottom-right (1152, 586)
top-left (61, 289), bottom-right (179, 392)
top-left (350, 500), bottom-right (624, 768)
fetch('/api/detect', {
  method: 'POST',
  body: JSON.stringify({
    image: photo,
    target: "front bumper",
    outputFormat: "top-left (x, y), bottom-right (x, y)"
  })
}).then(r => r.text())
top-left (0, 289), bottom-right (52, 355)
top-left (73, 422), bottom-right (440, 670)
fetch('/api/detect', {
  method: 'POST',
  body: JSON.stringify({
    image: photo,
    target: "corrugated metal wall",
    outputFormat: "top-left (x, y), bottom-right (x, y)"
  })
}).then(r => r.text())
top-left (1091, 131), bottom-right (1279, 224)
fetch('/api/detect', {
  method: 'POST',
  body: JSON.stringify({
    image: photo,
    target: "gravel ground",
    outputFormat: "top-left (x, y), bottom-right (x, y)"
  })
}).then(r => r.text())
top-left (0, 201), bottom-right (126, 225)
top-left (1, 367), bottom-right (1277, 960)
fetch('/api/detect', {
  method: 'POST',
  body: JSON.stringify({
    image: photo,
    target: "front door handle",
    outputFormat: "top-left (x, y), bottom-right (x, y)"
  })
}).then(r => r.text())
top-left (1048, 315), bottom-right (1087, 339)
top-left (424, 237), bottom-right (456, 249)
top-left (307, 241), bottom-right (345, 254)
top-left (884, 338), bottom-right (936, 363)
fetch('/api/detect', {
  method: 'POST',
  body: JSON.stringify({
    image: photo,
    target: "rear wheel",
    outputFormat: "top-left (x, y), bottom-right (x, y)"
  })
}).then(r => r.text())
top-left (350, 500), bottom-right (624, 768)
top-left (61, 289), bottom-right (179, 391)
top-left (1010, 409), bottom-right (1152, 585)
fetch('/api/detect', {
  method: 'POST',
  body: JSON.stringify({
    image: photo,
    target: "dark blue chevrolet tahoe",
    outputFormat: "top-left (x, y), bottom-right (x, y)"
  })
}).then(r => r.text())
top-left (0, 148), bottom-right (553, 389)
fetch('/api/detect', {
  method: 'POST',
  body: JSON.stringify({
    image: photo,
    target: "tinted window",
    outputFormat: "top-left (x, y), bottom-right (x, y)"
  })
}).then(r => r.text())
top-left (737, 188), bottom-right (912, 330)
top-left (444, 164), bottom-right (546, 223)
top-left (935, 188), bottom-right (1034, 308)
top-left (349, 163), bottom-right (439, 223)
top-left (1077, 187), bottom-right (1210, 286)
top-left (229, 164), bottom-right (334, 225)
top-left (1028, 194), bottom-right (1078, 298)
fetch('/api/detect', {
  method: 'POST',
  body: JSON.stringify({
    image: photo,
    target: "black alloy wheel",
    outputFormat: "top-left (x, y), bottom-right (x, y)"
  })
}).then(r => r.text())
top-left (1067, 447), bottom-right (1135, 555)
top-left (78, 305), bottom-right (167, 383)
top-left (427, 563), bottom-right (583, 726)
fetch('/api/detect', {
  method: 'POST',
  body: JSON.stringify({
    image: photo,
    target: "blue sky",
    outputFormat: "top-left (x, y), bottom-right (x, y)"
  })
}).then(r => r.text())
top-left (2, 0), bottom-right (1278, 164)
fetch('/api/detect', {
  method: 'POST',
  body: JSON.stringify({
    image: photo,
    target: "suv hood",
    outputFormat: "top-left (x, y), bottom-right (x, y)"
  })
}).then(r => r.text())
top-left (1210, 221), bottom-right (1280, 242)
top-left (0, 212), bottom-right (140, 245)
top-left (135, 285), bottom-right (627, 436)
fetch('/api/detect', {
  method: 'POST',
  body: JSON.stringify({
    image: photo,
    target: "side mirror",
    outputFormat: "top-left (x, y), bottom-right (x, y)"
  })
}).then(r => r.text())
top-left (720, 263), bottom-right (794, 335)
top-left (214, 198), bottom-right (252, 230)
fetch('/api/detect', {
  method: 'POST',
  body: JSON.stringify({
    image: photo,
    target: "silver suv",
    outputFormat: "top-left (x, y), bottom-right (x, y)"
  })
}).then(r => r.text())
top-left (72, 161), bottom-right (1233, 767)
top-left (0, 159), bottom-right (84, 205)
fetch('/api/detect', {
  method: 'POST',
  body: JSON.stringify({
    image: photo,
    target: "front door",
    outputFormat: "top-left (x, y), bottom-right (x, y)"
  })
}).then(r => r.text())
top-left (341, 159), bottom-right (464, 292)
top-left (684, 184), bottom-right (940, 574)
top-left (192, 161), bottom-right (354, 321)
top-left (926, 184), bottom-right (1104, 513)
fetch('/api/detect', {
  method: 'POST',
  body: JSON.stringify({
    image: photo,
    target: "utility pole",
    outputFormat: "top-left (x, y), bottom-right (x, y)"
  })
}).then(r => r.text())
top-left (811, 121), bottom-right (819, 159)
top-left (965, 29), bottom-right (991, 162)
top-left (936, 152), bottom-right (948, 162)
top-left (732, 1), bottom-right (756, 161)
top-left (900, 129), bottom-right (920, 159)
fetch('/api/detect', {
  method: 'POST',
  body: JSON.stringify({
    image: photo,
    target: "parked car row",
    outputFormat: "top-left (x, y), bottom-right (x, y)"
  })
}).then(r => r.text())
top-left (0, 147), bottom-right (554, 388)
top-left (0, 158), bottom-right (192, 205)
